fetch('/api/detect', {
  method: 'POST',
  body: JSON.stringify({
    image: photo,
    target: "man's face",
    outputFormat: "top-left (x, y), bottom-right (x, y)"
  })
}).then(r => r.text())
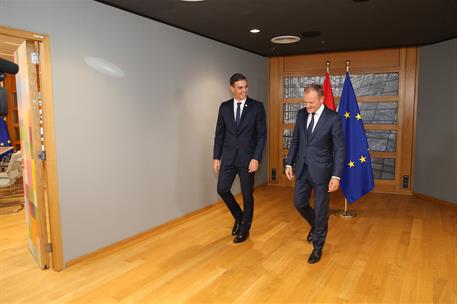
top-left (230, 79), bottom-right (248, 100)
top-left (304, 90), bottom-right (324, 113)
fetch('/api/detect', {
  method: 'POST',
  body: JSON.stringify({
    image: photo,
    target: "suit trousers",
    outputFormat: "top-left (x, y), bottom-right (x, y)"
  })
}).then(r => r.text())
top-left (294, 165), bottom-right (329, 250)
top-left (217, 157), bottom-right (255, 233)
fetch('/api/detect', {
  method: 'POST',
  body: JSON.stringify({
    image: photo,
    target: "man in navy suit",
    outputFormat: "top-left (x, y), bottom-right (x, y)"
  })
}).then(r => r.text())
top-left (213, 73), bottom-right (267, 243)
top-left (285, 84), bottom-right (345, 263)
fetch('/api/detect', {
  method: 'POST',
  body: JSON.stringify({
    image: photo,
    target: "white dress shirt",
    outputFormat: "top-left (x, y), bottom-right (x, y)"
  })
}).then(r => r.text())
top-left (306, 104), bottom-right (325, 133)
top-left (233, 98), bottom-right (247, 120)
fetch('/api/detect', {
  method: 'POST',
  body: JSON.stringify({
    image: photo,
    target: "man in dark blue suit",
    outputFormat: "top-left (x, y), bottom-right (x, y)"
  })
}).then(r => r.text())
top-left (213, 73), bottom-right (267, 243)
top-left (285, 84), bottom-right (345, 263)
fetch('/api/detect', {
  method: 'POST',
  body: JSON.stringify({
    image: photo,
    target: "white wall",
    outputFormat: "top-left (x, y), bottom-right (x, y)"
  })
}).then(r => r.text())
top-left (0, 0), bottom-right (268, 262)
top-left (415, 38), bottom-right (457, 203)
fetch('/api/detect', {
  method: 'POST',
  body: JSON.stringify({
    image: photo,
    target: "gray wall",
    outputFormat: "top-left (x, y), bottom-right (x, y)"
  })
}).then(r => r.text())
top-left (414, 38), bottom-right (457, 203)
top-left (0, 0), bottom-right (268, 262)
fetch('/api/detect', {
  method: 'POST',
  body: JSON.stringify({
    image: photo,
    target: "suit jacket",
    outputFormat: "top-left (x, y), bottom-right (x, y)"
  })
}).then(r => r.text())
top-left (286, 107), bottom-right (345, 184)
top-left (213, 97), bottom-right (267, 167)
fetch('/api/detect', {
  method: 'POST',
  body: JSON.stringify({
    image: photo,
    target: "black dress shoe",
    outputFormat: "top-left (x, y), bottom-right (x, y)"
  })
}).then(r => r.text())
top-left (308, 249), bottom-right (322, 264)
top-left (232, 219), bottom-right (241, 236)
top-left (307, 229), bottom-right (314, 242)
top-left (233, 231), bottom-right (249, 243)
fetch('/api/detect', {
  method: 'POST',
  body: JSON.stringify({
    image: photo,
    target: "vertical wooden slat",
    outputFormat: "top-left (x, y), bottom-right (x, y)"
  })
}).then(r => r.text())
top-left (410, 50), bottom-right (420, 193)
top-left (268, 57), bottom-right (282, 185)
top-left (395, 48), bottom-right (407, 192)
top-left (400, 48), bottom-right (418, 193)
top-left (39, 38), bottom-right (64, 271)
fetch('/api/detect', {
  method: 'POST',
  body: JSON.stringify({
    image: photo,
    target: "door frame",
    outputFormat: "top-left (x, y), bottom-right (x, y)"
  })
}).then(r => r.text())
top-left (0, 25), bottom-right (63, 271)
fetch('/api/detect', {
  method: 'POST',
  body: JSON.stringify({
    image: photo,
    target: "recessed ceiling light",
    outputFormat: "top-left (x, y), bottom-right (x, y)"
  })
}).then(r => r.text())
top-left (271, 35), bottom-right (301, 44)
top-left (180, 0), bottom-right (205, 2)
top-left (250, 29), bottom-right (260, 34)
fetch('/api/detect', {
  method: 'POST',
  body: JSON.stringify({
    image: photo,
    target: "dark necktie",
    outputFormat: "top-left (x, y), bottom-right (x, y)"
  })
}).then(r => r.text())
top-left (235, 102), bottom-right (242, 127)
top-left (307, 112), bottom-right (316, 141)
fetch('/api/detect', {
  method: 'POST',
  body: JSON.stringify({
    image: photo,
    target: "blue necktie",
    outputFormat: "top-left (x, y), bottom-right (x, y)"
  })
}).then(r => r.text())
top-left (235, 102), bottom-right (241, 127)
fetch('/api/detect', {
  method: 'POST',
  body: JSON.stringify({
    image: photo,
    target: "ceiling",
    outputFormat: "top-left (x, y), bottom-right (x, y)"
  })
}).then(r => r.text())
top-left (97, 0), bottom-right (457, 57)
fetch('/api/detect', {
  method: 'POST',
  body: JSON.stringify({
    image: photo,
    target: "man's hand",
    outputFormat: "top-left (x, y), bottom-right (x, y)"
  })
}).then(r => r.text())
top-left (213, 159), bottom-right (221, 175)
top-left (285, 166), bottom-right (294, 181)
top-left (248, 159), bottom-right (259, 173)
top-left (328, 177), bottom-right (340, 192)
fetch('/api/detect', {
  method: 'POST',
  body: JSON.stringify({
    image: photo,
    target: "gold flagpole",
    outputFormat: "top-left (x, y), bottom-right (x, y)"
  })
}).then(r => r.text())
top-left (336, 198), bottom-right (357, 218)
top-left (336, 60), bottom-right (357, 219)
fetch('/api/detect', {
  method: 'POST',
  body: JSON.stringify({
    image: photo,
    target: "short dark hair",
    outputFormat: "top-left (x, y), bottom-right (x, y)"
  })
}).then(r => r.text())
top-left (304, 83), bottom-right (324, 97)
top-left (230, 73), bottom-right (247, 86)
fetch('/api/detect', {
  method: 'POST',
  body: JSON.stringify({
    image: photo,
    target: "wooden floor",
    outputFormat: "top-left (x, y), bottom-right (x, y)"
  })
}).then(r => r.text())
top-left (0, 178), bottom-right (24, 215)
top-left (1, 186), bottom-right (456, 303)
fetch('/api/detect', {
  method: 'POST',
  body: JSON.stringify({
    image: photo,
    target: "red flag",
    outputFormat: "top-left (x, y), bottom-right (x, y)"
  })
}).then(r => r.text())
top-left (323, 72), bottom-right (336, 111)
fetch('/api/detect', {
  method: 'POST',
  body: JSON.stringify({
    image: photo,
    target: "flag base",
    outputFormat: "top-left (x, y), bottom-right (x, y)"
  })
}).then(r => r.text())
top-left (335, 209), bottom-right (357, 219)
top-left (335, 198), bottom-right (357, 218)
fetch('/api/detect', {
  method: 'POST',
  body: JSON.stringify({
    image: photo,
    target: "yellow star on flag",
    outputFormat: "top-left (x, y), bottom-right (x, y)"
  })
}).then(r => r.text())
top-left (359, 156), bottom-right (366, 163)
top-left (344, 112), bottom-right (350, 119)
top-left (348, 160), bottom-right (355, 168)
top-left (356, 113), bottom-right (362, 120)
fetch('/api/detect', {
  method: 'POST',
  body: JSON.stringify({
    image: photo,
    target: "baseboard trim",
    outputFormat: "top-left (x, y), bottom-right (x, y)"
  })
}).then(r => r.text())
top-left (65, 184), bottom-right (268, 268)
top-left (65, 200), bottom-right (224, 268)
top-left (413, 191), bottom-right (457, 208)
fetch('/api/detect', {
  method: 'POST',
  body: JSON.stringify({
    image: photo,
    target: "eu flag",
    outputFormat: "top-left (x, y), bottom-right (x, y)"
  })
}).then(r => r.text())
top-left (0, 117), bottom-right (11, 147)
top-left (337, 72), bottom-right (374, 203)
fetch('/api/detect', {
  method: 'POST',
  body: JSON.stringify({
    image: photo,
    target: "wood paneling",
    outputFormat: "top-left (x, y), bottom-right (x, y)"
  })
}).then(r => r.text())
top-left (2, 74), bottom-right (20, 150)
top-left (283, 48), bottom-right (401, 75)
top-left (399, 48), bottom-right (418, 193)
top-left (269, 48), bottom-right (418, 194)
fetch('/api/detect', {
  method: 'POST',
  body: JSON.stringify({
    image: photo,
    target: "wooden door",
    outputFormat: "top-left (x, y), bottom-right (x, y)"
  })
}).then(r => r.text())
top-left (15, 40), bottom-right (50, 269)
